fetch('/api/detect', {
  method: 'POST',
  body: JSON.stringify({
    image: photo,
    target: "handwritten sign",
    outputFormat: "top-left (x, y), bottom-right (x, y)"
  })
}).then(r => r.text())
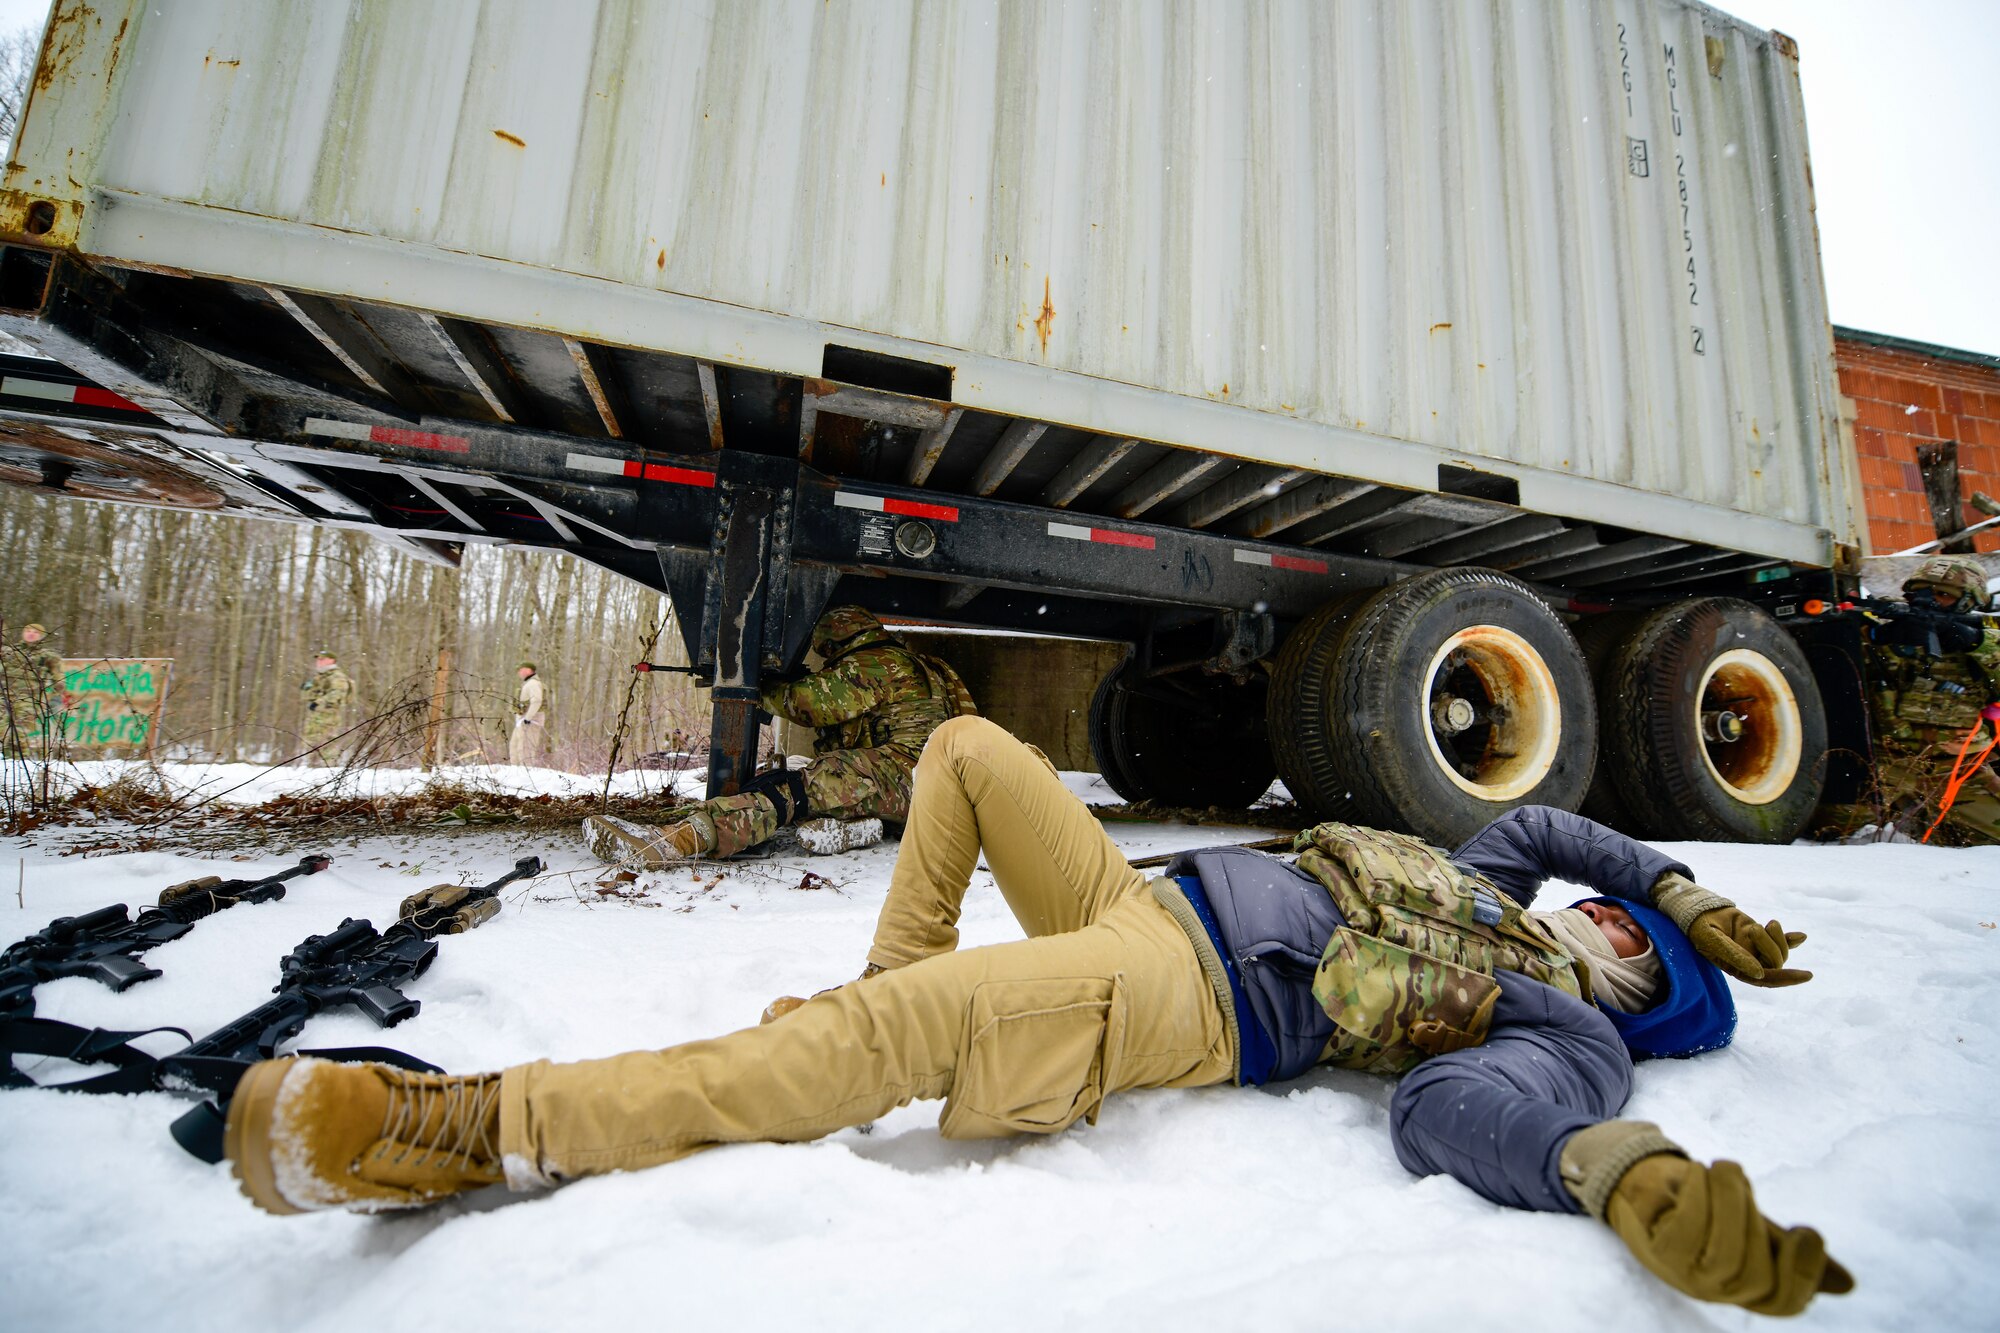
top-left (57, 658), bottom-right (172, 754)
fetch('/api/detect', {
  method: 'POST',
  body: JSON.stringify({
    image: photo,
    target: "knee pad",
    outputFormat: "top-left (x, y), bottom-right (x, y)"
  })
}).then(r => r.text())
top-left (743, 766), bottom-right (809, 826)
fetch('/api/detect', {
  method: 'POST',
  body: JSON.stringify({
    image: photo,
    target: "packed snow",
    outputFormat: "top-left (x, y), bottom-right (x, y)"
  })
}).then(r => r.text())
top-left (1, 765), bottom-right (1995, 1332)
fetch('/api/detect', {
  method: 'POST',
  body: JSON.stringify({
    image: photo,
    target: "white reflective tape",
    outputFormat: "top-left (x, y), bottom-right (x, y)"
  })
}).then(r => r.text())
top-left (1233, 549), bottom-right (1274, 567)
top-left (1, 377), bottom-right (74, 403)
top-left (302, 417), bottom-right (372, 442)
top-left (565, 452), bottom-right (628, 476)
top-left (1047, 522), bottom-right (1092, 541)
top-left (833, 491), bottom-right (887, 512)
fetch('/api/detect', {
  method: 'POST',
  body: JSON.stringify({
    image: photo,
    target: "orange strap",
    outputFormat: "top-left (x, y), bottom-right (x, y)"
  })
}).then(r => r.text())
top-left (1921, 721), bottom-right (2000, 843)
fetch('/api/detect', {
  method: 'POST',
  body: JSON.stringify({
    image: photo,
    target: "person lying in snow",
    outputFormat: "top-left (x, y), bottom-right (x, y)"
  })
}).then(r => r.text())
top-left (222, 717), bottom-right (1850, 1317)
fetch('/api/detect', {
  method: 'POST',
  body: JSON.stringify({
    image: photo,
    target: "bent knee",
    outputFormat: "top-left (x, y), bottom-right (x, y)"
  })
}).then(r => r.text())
top-left (923, 714), bottom-right (1007, 763)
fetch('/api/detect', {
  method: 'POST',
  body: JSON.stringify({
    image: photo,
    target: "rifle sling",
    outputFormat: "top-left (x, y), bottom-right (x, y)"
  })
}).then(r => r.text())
top-left (0, 1016), bottom-right (190, 1094)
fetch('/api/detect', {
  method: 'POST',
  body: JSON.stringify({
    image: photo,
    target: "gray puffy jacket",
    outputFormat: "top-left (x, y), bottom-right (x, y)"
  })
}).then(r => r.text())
top-left (1158, 805), bottom-right (1694, 1213)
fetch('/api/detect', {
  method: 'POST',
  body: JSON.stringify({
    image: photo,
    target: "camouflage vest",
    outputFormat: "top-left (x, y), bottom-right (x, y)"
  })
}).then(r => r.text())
top-left (1868, 623), bottom-right (2000, 747)
top-left (915, 653), bottom-right (978, 721)
top-left (1292, 823), bottom-right (1585, 1075)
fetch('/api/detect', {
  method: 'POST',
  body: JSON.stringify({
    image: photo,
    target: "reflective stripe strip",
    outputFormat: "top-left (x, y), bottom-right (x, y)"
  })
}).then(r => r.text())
top-left (835, 491), bottom-right (958, 522)
top-left (637, 462), bottom-right (715, 487)
top-left (2, 376), bottom-right (144, 412)
top-left (1233, 548), bottom-right (1328, 574)
top-left (1049, 522), bottom-right (1155, 549)
top-left (565, 452), bottom-right (716, 487)
top-left (304, 417), bottom-right (470, 454)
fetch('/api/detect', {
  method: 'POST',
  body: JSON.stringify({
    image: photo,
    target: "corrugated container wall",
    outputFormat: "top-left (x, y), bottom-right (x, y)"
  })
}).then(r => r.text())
top-left (3, 0), bottom-right (1854, 562)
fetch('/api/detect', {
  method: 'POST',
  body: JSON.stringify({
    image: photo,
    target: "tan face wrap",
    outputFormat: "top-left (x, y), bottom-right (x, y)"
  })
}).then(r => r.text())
top-left (1534, 908), bottom-right (1664, 1014)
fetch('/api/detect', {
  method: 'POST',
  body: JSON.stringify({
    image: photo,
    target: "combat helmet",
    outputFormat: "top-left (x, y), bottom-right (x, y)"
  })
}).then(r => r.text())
top-left (810, 605), bottom-right (893, 661)
top-left (1903, 555), bottom-right (1993, 611)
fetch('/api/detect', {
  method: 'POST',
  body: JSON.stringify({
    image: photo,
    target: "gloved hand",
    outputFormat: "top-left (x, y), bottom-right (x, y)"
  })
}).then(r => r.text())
top-left (1651, 872), bottom-right (1811, 986)
top-left (1561, 1120), bottom-right (1854, 1316)
top-left (1408, 985), bottom-right (1499, 1057)
top-left (760, 962), bottom-right (887, 1025)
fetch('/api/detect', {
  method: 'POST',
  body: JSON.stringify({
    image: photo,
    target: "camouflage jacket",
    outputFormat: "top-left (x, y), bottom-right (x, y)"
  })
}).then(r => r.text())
top-left (759, 643), bottom-right (962, 754)
top-left (2, 642), bottom-right (66, 732)
top-left (301, 666), bottom-right (354, 715)
top-left (1867, 619), bottom-right (2000, 750)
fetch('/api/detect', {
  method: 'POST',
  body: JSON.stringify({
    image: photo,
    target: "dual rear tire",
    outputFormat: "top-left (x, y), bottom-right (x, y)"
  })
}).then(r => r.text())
top-left (1089, 568), bottom-right (1828, 846)
top-left (1582, 598), bottom-right (1827, 842)
top-left (1268, 569), bottom-right (1595, 846)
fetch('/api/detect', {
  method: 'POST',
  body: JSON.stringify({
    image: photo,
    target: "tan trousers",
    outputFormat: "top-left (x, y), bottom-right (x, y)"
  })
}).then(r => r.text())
top-left (507, 718), bottom-right (540, 766)
top-left (500, 716), bottom-right (1232, 1185)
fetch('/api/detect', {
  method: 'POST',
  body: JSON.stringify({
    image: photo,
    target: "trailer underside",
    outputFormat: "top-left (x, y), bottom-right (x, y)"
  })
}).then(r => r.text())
top-left (0, 248), bottom-right (1866, 836)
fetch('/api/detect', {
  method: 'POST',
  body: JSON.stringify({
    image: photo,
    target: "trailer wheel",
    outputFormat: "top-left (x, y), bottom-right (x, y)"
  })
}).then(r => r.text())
top-left (1275, 569), bottom-right (1595, 844)
top-left (1267, 590), bottom-right (1375, 819)
top-left (1597, 598), bottom-right (1827, 843)
top-left (1573, 611), bottom-right (1646, 834)
top-left (1088, 660), bottom-right (1276, 808)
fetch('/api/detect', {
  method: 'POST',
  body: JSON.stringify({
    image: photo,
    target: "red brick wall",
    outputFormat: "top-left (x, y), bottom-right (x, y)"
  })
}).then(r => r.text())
top-left (1838, 335), bottom-right (2000, 555)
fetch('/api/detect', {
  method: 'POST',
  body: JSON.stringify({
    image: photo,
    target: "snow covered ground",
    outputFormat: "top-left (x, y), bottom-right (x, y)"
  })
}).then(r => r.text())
top-left (1, 769), bottom-right (1995, 1332)
top-left (39, 757), bottom-right (708, 805)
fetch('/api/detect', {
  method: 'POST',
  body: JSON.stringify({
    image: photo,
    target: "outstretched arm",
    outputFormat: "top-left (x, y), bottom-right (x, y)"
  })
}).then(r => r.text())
top-left (1390, 971), bottom-right (1631, 1212)
top-left (1391, 972), bottom-right (1850, 1315)
top-left (1453, 807), bottom-right (1812, 987)
top-left (1449, 805), bottom-right (1690, 908)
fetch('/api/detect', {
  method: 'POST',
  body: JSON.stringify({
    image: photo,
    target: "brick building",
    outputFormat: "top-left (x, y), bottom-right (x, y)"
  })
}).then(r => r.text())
top-left (1837, 326), bottom-right (2000, 556)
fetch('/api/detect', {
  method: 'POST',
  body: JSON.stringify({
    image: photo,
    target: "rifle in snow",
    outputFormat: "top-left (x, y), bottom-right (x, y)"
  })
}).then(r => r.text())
top-left (0, 854), bottom-right (332, 1019)
top-left (159, 855), bottom-right (544, 1160)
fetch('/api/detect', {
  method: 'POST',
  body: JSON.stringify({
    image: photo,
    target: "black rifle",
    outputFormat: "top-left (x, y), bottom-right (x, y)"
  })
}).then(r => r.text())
top-left (161, 856), bottom-right (543, 1160)
top-left (1832, 594), bottom-right (1988, 657)
top-left (0, 854), bottom-right (332, 1019)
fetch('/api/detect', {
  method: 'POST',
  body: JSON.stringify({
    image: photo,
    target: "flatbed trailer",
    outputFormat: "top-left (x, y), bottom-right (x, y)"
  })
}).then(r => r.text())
top-left (0, 0), bottom-right (1874, 844)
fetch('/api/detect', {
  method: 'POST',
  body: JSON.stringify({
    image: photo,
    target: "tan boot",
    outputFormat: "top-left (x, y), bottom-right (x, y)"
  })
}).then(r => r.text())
top-left (223, 1057), bottom-right (504, 1215)
top-left (760, 962), bottom-right (887, 1024)
top-left (580, 812), bottom-right (714, 871)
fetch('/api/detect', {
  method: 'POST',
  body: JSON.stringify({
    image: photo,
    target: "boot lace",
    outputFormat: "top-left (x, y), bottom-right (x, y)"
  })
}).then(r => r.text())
top-left (376, 1070), bottom-right (502, 1171)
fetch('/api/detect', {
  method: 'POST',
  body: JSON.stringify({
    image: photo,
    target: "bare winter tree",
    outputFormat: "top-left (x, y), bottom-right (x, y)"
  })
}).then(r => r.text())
top-left (0, 25), bottom-right (39, 150)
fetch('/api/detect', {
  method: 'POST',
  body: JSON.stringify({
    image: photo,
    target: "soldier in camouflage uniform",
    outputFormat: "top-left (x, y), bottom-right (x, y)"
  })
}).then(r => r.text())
top-left (2, 623), bottom-right (69, 758)
top-left (225, 715), bottom-right (1848, 1317)
top-left (299, 650), bottom-right (355, 765)
top-left (1821, 555), bottom-right (2000, 845)
top-left (582, 605), bottom-right (976, 866)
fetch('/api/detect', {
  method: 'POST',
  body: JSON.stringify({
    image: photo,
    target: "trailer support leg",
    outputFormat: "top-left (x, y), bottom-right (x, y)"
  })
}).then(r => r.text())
top-left (704, 485), bottom-right (774, 799)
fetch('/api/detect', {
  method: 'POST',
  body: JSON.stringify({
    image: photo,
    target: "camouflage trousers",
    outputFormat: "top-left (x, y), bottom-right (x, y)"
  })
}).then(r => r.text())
top-left (685, 743), bottom-right (923, 857)
top-left (498, 716), bottom-right (1232, 1186)
top-left (1817, 749), bottom-right (2000, 847)
top-left (301, 714), bottom-right (346, 766)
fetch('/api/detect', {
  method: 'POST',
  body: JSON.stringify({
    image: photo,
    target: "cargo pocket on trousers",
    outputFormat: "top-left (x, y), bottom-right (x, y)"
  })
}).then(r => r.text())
top-left (938, 975), bottom-right (1127, 1140)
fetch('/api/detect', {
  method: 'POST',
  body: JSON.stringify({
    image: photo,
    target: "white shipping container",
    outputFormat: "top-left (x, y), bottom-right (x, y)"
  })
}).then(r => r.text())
top-left (1, 0), bottom-right (1855, 565)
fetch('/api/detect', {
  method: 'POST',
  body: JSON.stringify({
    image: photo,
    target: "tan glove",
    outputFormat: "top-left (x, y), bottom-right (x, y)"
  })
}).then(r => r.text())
top-left (1409, 985), bottom-right (1500, 1057)
top-left (1561, 1120), bottom-right (1854, 1316)
top-left (760, 962), bottom-right (887, 1025)
top-left (1560, 1112), bottom-right (1840, 1312)
top-left (1651, 873), bottom-right (1812, 986)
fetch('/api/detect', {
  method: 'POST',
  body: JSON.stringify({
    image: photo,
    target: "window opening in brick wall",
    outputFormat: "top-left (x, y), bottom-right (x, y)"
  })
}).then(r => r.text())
top-left (1914, 439), bottom-right (1973, 554)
